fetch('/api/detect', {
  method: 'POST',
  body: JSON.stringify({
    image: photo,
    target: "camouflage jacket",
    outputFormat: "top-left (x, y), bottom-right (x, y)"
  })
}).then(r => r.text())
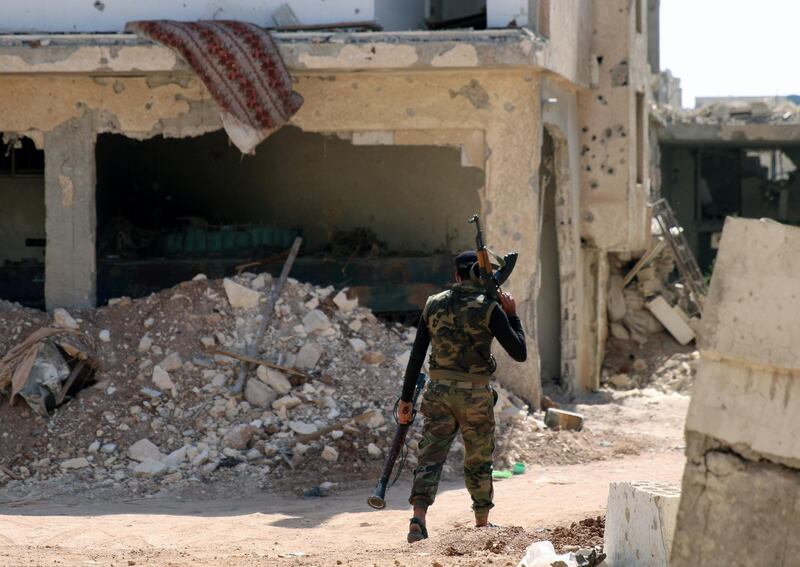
top-left (423, 283), bottom-right (498, 376)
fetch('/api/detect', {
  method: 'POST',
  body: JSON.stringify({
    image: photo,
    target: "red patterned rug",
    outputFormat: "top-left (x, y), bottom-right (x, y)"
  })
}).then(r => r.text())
top-left (126, 20), bottom-right (303, 154)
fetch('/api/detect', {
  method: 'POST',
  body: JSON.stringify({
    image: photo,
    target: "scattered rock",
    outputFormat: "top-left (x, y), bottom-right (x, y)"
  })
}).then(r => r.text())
top-left (288, 421), bottom-right (318, 436)
top-left (321, 446), bottom-right (339, 462)
top-left (333, 290), bottom-right (358, 312)
top-left (245, 378), bottom-right (277, 408)
top-left (60, 457), bottom-right (90, 470)
top-left (257, 366), bottom-right (292, 395)
top-left (348, 338), bottom-right (367, 353)
top-left (99, 329), bottom-right (111, 342)
top-left (159, 352), bottom-right (183, 372)
top-left (134, 459), bottom-right (167, 477)
top-left (152, 366), bottom-right (177, 396)
top-left (362, 351), bottom-right (386, 365)
top-left (295, 343), bottom-right (323, 370)
top-left (273, 395), bottom-right (302, 410)
top-left (53, 308), bottom-right (79, 330)
top-left (223, 425), bottom-right (256, 450)
top-left (367, 443), bottom-right (382, 458)
top-left (128, 439), bottom-right (164, 463)
top-left (223, 278), bottom-right (261, 309)
top-left (302, 310), bottom-right (332, 333)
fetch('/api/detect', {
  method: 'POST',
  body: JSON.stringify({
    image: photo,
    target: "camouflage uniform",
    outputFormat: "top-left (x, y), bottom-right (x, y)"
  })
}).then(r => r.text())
top-left (410, 282), bottom-right (498, 514)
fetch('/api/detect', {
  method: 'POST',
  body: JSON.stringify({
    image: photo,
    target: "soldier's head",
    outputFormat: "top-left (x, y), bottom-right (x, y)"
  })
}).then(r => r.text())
top-left (454, 250), bottom-right (478, 282)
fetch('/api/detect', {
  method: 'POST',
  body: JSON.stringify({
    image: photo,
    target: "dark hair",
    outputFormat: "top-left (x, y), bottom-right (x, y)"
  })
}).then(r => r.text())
top-left (456, 263), bottom-right (474, 280)
top-left (454, 250), bottom-right (478, 281)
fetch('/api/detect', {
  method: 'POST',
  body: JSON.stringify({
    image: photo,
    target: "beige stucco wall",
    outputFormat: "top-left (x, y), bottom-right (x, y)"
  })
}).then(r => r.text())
top-left (0, 67), bottom-right (545, 403)
top-left (578, 0), bottom-right (651, 253)
top-left (0, 176), bottom-right (45, 263)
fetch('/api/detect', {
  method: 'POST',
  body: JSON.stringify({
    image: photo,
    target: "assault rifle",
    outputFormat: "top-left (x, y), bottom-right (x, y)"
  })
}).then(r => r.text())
top-left (468, 214), bottom-right (518, 300)
top-left (367, 372), bottom-right (427, 510)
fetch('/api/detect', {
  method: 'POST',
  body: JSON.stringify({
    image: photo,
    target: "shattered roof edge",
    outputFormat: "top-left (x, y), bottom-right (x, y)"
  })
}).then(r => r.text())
top-left (0, 28), bottom-right (539, 47)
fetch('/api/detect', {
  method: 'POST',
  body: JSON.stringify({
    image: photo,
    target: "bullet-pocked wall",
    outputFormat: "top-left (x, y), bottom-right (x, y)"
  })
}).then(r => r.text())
top-left (95, 127), bottom-right (483, 255)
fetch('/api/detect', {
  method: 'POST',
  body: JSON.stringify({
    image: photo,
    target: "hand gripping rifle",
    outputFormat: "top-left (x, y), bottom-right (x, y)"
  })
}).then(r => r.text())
top-left (468, 214), bottom-right (518, 300)
top-left (367, 372), bottom-right (428, 510)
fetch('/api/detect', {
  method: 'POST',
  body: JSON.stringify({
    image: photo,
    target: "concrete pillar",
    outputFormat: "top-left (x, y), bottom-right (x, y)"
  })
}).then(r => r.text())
top-left (605, 481), bottom-right (679, 567)
top-left (671, 218), bottom-right (800, 566)
top-left (44, 114), bottom-right (97, 309)
top-left (483, 85), bottom-right (543, 408)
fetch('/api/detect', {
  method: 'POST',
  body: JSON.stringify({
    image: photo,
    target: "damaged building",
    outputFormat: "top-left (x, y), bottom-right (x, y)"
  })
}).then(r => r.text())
top-left (0, 0), bottom-right (657, 404)
top-left (658, 96), bottom-right (800, 272)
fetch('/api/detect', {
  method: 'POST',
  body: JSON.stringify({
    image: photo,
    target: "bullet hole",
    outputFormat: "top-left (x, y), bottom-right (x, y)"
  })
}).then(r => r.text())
top-left (585, 212), bottom-right (595, 222)
top-left (596, 56), bottom-right (604, 65)
top-left (590, 180), bottom-right (599, 189)
top-left (581, 145), bottom-right (590, 155)
top-left (586, 166), bottom-right (592, 172)
top-left (591, 135), bottom-right (597, 141)
top-left (144, 102), bottom-right (153, 110)
top-left (93, 0), bottom-right (105, 10)
top-left (582, 127), bottom-right (589, 133)
top-left (604, 128), bottom-right (612, 138)
top-left (607, 167), bottom-right (615, 175)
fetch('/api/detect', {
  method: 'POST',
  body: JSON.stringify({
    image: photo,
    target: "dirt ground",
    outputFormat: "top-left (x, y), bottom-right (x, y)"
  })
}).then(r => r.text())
top-left (0, 386), bottom-right (690, 566)
top-left (0, 453), bottom-right (684, 567)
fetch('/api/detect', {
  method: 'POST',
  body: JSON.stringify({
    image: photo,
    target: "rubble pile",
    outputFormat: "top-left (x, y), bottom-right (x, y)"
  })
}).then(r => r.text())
top-left (607, 244), bottom-right (693, 345)
top-left (604, 241), bottom-right (700, 393)
top-left (0, 274), bottom-right (551, 500)
top-left (659, 99), bottom-right (800, 125)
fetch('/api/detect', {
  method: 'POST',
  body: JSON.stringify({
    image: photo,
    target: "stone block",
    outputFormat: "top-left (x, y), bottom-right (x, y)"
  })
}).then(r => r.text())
top-left (645, 296), bottom-right (694, 345)
top-left (604, 481), bottom-right (679, 567)
top-left (671, 439), bottom-right (800, 566)
top-left (701, 218), bottom-right (800, 368)
top-left (686, 360), bottom-right (800, 467)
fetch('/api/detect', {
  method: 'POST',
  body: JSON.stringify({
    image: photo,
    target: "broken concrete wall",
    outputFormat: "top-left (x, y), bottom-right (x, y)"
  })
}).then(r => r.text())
top-left (0, 176), bottom-right (45, 263)
top-left (96, 126), bottom-right (483, 253)
top-left (541, 80), bottom-right (594, 392)
top-left (671, 217), bottom-right (800, 566)
top-left (44, 113), bottom-right (97, 310)
top-left (0, 65), bottom-right (545, 403)
top-left (578, 0), bottom-right (651, 253)
top-left (605, 481), bottom-right (679, 567)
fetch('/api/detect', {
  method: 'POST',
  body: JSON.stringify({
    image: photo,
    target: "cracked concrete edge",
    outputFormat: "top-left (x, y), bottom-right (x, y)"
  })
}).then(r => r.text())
top-left (0, 29), bottom-right (547, 74)
top-left (684, 430), bottom-right (800, 475)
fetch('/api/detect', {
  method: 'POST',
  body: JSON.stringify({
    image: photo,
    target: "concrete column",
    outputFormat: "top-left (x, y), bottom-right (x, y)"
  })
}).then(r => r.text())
top-left (671, 218), bottom-right (800, 566)
top-left (483, 89), bottom-right (543, 408)
top-left (44, 114), bottom-right (97, 310)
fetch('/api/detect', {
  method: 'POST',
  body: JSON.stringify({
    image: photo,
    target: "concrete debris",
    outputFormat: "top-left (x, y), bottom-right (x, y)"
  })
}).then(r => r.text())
top-left (60, 457), bottom-right (91, 470)
top-left (223, 278), bottom-right (262, 309)
top-left (645, 296), bottom-right (695, 346)
top-left (0, 274), bottom-right (557, 501)
top-left (257, 366), bottom-right (292, 395)
top-left (152, 366), bottom-right (177, 396)
top-left (544, 409), bottom-right (584, 431)
top-left (662, 99), bottom-right (800, 126)
top-left (332, 290), bottom-right (359, 312)
top-left (672, 218), bottom-right (800, 566)
top-left (128, 439), bottom-right (164, 462)
top-left (244, 378), bottom-right (276, 408)
top-left (52, 308), bottom-right (79, 330)
top-left (605, 481), bottom-right (679, 567)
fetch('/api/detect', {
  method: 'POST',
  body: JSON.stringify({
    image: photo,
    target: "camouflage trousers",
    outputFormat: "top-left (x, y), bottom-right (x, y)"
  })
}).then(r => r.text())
top-left (409, 381), bottom-right (496, 513)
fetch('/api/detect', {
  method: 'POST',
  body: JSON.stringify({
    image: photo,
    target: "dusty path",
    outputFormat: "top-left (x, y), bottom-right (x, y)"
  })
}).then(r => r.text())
top-left (0, 451), bottom-right (685, 567)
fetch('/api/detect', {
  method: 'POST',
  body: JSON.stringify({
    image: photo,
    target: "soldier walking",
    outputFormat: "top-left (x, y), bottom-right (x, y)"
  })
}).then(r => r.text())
top-left (397, 250), bottom-right (527, 543)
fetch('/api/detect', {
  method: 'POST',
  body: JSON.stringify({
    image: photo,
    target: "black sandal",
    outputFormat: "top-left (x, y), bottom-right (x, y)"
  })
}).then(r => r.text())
top-left (407, 517), bottom-right (429, 543)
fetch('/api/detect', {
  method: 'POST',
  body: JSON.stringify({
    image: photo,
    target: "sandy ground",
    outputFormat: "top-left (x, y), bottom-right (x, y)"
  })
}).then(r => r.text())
top-left (0, 455), bottom-right (685, 567)
top-left (0, 388), bottom-right (690, 566)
